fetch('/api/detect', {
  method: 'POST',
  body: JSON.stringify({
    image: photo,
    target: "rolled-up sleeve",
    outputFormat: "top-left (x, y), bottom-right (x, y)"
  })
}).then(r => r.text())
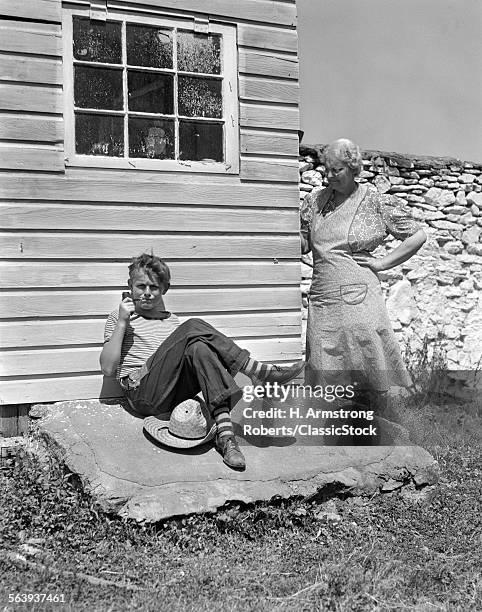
top-left (104, 311), bottom-right (117, 343)
top-left (381, 195), bottom-right (421, 240)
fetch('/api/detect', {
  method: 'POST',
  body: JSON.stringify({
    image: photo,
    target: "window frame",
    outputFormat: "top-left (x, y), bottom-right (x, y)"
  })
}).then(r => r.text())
top-left (62, 6), bottom-right (239, 173)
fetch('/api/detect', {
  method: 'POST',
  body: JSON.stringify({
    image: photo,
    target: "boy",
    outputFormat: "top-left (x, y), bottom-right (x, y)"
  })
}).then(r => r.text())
top-left (100, 253), bottom-right (304, 470)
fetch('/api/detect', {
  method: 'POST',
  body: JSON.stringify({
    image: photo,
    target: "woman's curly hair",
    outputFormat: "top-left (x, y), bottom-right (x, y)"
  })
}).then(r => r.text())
top-left (323, 138), bottom-right (363, 176)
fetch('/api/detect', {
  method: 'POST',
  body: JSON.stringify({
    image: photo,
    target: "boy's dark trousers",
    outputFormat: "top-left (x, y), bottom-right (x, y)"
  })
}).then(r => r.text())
top-left (120, 318), bottom-right (250, 416)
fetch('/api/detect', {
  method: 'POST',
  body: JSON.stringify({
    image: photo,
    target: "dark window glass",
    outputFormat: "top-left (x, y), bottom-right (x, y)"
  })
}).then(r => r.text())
top-left (179, 121), bottom-right (223, 162)
top-left (74, 66), bottom-right (123, 110)
top-left (72, 17), bottom-right (227, 164)
top-left (75, 113), bottom-right (124, 156)
top-left (178, 76), bottom-right (222, 118)
top-left (177, 32), bottom-right (221, 74)
top-left (129, 118), bottom-right (174, 159)
top-left (73, 17), bottom-right (122, 64)
top-left (128, 71), bottom-right (173, 114)
top-left (127, 24), bottom-right (173, 68)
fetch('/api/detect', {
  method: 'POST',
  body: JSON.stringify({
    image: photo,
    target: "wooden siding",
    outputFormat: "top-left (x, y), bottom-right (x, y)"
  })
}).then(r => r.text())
top-left (238, 49), bottom-right (299, 80)
top-left (0, 286), bottom-right (299, 317)
top-left (106, 0), bottom-right (297, 26)
top-left (238, 37), bottom-right (300, 179)
top-left (239, 76), bottom-right (299, 105)
top-left (0, 56), bottom-right (62, 85)
top-left (0, 404), bottom-right (30, 437)
top-left (0, 21), bottom-right (62, 55)
top-left (0, 17), bottom-right (63, 172)
top-left (0, 177), bottom-right (299, 206)
top-left (0, 204), bottom-right (299, 232)
top-left (2, 338), bottom-right (301, 378)
top-left (240, 104), bottom-right (299, 132)
top-left (0, 146), bottom-right (64, 171)
top-left (237, 24), bottom-right (298, 53)
top-left (0, 0), bottom-right (301, 405)
top-left (0, 115), bottom-right (63, 143)
top-left (240, 130), bottom-right (299, 157)
top-left (0, 313), bottom-right (301, 349)
top-left (0, 234), bottom-right (299, 259)
top-left (0, 83), bottom-right (63, 114)
top-left (0, 0), bottom-right (61, 23)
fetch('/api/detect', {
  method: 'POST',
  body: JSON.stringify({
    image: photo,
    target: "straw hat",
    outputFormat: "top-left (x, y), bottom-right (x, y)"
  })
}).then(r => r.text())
top-left (143, 398), bottom-right (217, 449)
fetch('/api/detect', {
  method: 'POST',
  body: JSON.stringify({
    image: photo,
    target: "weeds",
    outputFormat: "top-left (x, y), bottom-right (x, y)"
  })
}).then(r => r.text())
top-left (402, 332), bottom-right (449, 407)
top-left (0, 450), bottom-right (152, 553)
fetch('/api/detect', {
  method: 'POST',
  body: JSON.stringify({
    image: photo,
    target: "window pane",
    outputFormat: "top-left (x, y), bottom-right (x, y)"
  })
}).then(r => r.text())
top-left (179, 121), bottom-right (223, 162)
top-left (73, 17), bottom-right (122, 64)
top-left (75, 113), bottom-right (124, 156)
top-left (74, 66), bottom-right (123, 110)
top-left (128, 118), bottom-right (174, 159)
top-left (177, 32), bottom-right (221, 74)
top-left (127, 25), bottom-right (173, 68)
top-left (128, 70), bottom-right (173, 114)
top-left (178, 76), bottom-right (222, 118)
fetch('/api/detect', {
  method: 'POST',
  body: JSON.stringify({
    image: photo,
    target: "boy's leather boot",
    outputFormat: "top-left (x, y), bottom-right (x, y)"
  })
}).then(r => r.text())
top-left (264, 360), bottom-right (305, 384)
top-left (216, 435), bottom-right (246, 470)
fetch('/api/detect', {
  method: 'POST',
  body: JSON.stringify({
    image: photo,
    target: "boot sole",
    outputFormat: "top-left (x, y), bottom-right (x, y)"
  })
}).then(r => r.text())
top-left (215, 443), bottom-right (246, 471)
top-left (223, 457), bottom-right (246, 471)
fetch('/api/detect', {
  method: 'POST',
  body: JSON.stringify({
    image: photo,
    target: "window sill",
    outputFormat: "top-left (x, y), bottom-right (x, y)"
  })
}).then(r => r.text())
top-left (64, 155), bottom-right (239, 174)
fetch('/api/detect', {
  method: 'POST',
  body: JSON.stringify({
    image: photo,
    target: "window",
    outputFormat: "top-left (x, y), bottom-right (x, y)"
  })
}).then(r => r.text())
top-left (62, 7), bottom-right (239, 173)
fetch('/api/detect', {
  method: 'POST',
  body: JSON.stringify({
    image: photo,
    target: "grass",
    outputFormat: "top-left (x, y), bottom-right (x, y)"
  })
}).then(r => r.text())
top-left (1, 335), bottom-right (481, 610)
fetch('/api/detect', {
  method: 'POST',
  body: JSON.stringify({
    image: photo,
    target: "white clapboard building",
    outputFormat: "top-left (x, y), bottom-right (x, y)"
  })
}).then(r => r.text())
top-left (0, 0), bottom-right (301, 423)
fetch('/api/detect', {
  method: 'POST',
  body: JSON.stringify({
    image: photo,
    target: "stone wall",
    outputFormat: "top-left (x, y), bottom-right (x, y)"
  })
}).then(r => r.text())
top-left (298, 144), bottom-right (482, 371)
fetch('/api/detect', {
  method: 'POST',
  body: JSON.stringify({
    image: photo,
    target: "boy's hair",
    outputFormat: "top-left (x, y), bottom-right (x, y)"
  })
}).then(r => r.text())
top-left (128, 252), bottom-right (171, 293)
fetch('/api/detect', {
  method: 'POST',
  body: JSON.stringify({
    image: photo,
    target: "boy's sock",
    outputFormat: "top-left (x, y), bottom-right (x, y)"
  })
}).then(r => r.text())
top-left (213, 403), bottom-right (245, 470)
top-left (240, 357), bottom-right (273, 380)
top-left (213, 404), bottom-right (235, 439)
top-left (240, 356), bottom-right (305, 384)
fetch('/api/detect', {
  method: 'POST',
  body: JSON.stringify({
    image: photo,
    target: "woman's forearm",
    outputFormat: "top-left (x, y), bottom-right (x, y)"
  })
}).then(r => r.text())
top-left (378, 229), bottom-right (427, 271)
top-left (300, 230), bottom-right (311, 254)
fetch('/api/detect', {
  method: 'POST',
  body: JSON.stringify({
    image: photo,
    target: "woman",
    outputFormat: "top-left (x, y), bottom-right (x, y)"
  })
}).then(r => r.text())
top-left (300, 138), bottom-right (426, 418)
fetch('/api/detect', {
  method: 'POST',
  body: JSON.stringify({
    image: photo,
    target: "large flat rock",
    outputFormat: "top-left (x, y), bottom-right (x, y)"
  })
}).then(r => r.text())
top-left (30, 380), bottom-right (438, 522)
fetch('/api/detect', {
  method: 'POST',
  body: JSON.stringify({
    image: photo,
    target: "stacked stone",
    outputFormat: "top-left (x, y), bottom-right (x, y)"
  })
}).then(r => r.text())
top-left (298, 145), bottom-right (482, 371)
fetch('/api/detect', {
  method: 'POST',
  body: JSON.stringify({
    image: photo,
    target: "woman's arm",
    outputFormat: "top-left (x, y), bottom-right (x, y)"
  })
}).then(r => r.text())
top-left (300, 229), bottom-right (311, 254)
top-left (354, 229), bottom-right (427, 272)
top-left (300, 188), bottom-right (323, 255)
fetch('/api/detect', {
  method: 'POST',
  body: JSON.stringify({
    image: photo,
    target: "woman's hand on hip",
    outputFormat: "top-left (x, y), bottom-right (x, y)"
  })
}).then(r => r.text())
top-left (353, 229), bottom-right (427, 272)
top-left (352, 251), bottom-right (383, 272)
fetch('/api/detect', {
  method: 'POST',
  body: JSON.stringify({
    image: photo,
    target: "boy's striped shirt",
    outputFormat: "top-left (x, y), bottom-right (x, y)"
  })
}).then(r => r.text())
top-left (104, 310), bottom-right (181, 380)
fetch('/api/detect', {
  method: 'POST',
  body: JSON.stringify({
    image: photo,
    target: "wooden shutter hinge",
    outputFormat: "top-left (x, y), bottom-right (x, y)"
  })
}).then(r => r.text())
top-left (194, 17), bottom-right (209, 34)
top-left (90, 0), bottom-right (107, 21)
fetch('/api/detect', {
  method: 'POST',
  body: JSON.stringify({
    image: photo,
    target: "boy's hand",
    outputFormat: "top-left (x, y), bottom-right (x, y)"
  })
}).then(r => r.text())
top-left (119, 296), bottom-right (135, 322)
